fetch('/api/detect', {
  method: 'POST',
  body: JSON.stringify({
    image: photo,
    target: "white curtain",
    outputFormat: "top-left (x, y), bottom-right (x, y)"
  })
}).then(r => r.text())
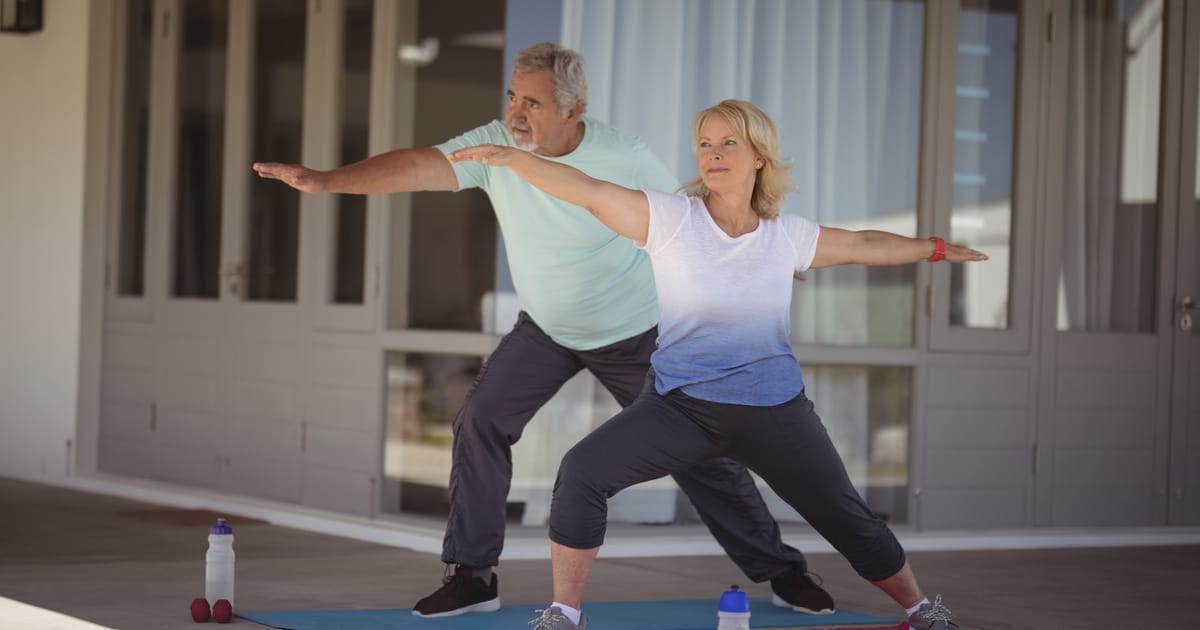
top-left (563, 0), bottom-right (924, 520)
top-left (564, 0), bottom-right (923, 346)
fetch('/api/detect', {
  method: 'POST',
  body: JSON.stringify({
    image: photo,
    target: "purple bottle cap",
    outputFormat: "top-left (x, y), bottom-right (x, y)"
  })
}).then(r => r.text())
top-left (718, 585), bottom-right (749, 613)
top-left (210, 518), bottom-right (233, 535)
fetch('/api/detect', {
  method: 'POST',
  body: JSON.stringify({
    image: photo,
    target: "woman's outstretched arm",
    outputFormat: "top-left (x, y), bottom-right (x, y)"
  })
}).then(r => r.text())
top-left (448, 144), bottom-right (650, 242)
top-left (810, 226), bottom-right (987, 268)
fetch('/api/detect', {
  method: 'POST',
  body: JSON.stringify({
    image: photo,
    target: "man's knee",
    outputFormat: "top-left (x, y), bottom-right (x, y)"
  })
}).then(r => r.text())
top-left (453, 386), bottom-right (511, 442)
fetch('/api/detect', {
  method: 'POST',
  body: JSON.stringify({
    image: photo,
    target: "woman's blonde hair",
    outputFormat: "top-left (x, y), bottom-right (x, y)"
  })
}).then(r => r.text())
top-left (682, 99), bottom-right (794, 219)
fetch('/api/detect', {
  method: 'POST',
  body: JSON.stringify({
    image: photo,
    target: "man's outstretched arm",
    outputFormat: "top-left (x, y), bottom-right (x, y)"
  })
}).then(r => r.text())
top-left (252, 147), bottom-right (458, 194)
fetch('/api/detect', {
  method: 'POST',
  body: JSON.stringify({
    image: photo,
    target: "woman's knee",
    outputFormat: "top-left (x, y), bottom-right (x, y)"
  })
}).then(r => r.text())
top-left (548, 445), bottom-right (613, 548)
top-left (557, 441), bottom-right (610, 494)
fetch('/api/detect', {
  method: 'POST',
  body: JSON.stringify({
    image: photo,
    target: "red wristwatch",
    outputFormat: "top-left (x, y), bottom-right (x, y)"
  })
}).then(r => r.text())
top-left (927, 236), bottom-right (946, 262)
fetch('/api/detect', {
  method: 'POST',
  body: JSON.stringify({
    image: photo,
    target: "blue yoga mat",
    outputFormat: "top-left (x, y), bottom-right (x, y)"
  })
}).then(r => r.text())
top-left (239, 597), bottom-right (897, 629)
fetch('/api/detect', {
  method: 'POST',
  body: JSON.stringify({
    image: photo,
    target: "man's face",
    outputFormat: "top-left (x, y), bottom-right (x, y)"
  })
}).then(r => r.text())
top-left (505, 68), bottom-right (580, 155)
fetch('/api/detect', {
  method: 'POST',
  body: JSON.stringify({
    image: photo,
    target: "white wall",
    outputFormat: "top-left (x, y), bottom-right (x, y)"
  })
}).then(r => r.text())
top-left (0, 2), bottom-right (92, 481)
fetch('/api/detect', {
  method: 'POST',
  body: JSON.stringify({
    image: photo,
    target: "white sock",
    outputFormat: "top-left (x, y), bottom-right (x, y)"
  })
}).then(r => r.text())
top-left (550, 602), bottom-right (582, 625)
top-left (905, 597), bottom-right (930, 617)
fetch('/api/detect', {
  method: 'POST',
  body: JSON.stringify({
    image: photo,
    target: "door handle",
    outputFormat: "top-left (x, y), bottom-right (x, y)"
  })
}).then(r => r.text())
top-left (219, 263), bottom-right (244, 296)
top-left (1180, 296), bottom-right (1196, 332)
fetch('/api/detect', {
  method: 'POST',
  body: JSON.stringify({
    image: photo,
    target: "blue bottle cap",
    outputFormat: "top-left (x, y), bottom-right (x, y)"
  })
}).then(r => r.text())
top-left (210, 518), bottom-right (233, 535)
top-left (718, 585), bottom-right (750, 613)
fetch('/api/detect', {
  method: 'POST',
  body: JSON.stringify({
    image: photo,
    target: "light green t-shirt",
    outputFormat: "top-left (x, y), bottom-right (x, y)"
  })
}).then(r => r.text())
top-left (437, 118), bottom-right (678, 350)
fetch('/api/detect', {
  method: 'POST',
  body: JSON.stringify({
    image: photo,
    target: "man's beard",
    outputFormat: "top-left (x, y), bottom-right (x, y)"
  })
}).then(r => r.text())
top-left (509, 124), bottom-right (537, 151)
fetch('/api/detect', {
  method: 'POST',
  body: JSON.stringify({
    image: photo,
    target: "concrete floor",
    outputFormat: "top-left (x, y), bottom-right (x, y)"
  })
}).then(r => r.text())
top-left (2, 476), bottom-right (1198, 629)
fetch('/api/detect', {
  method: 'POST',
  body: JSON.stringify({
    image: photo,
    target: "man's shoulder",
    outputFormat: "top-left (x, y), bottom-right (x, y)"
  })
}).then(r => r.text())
top-left (440, 120), bottom-right (510, 150)
top-left (582, 116), bottom-right (644, 149)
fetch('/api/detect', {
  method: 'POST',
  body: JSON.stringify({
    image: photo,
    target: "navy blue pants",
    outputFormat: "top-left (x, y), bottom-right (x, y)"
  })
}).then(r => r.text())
top-left (443, 311), bottom-right (808, 581)
top-left (549, 384), bottom-right (907, 583)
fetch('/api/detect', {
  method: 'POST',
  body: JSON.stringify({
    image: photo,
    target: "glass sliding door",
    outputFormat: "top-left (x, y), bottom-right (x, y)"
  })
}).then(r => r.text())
top-left (950, 0), bottom-right (1018, 329)
top-left (244, 0), bottom-right (306, 302)
top-left (1036, 0), bottom-right (1173, 527)
top-left (1055, 0), bottom-right (1161, 333)
top-left (567, 0), bottom-right (927, 524)
top-left (172, 0), bottom-right (227, 299)
top-left (330, 0), bottom-right (372, 306)
top-left (115, 0), bottom-right (154, 300)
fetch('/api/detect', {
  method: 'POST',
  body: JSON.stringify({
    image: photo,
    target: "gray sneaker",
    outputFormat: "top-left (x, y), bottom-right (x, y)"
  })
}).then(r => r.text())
top-left (907, 595), bottom-right (959, 630)
top-left (528, 606), bottom-right (589, 629)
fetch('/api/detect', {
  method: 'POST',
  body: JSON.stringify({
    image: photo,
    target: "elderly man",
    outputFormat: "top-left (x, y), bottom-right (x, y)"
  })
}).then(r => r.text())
top-left (253, 42), bottom-right (832, 619)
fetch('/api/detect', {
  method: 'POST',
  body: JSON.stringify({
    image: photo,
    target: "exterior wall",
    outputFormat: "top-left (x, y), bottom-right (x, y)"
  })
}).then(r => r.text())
top-left (0, 0), bottom-right (1194, 534)
top-left (0, 2), bottom-right (92, 482)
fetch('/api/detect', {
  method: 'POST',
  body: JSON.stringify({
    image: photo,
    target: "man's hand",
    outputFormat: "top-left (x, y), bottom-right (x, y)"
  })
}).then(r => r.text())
top-left (252, 162), bottom-right (328, 193)
top-left (447, 144), bottom-right (522, 167)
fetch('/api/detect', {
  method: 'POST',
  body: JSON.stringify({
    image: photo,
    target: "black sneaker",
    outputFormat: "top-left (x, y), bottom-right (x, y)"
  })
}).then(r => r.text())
top-left (411, 566), bottom-right (501, 618)
top-left (770, 567), bottom-right (835, 615)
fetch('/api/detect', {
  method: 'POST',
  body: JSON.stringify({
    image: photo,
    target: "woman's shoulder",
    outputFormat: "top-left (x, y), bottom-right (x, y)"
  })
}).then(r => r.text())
top-left (644, 188), bottom-right (701, 209)
top-left (772, 211), bottom-right (819, 230)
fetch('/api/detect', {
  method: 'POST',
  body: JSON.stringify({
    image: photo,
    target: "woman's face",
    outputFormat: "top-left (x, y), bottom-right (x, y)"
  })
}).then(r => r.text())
top-left (695, 114), bottom-right (760, 195)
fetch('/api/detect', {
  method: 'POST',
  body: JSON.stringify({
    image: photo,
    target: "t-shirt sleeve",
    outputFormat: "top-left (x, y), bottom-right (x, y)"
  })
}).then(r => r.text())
top-left (435, 122), bottom-right (506, 191)
top-left (783, 213), bottom-right (821, 272)
top-left (641, 189), bottom-right (691, 254)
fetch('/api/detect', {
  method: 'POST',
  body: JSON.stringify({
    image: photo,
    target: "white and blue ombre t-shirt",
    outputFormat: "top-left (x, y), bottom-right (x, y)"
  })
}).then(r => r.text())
top-left (437, 119), bottom-right (678, 351)
top-left (639, 190), bottom-right (820, 406)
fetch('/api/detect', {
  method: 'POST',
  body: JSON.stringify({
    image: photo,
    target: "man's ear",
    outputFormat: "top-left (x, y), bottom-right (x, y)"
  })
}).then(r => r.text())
top-left (565, 102), bottom-right (584, 122)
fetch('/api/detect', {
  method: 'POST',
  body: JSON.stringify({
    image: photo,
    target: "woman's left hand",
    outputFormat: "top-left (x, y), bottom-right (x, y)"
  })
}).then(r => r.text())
top-left (447, 144), bottom-right (521, 166)
top-left (943, 243), bottom-right (989, 263)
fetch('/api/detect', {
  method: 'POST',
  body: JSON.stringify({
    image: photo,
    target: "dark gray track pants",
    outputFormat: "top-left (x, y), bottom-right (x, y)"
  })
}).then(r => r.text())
top-left (548, 385), bottom-right (907, 583)
top-left (443, 311), bottom-right (807, 581)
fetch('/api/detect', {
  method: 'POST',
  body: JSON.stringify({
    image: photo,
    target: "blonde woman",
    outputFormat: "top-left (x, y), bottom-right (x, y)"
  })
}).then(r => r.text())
top-left (450, 99), bottom-right (978, 630)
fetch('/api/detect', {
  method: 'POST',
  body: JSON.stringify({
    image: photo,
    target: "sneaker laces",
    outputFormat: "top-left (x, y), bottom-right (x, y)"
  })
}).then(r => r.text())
top-left (916, 595), bottom-right (954, 623)
top-left (529, 607), bottom-right (569, 629)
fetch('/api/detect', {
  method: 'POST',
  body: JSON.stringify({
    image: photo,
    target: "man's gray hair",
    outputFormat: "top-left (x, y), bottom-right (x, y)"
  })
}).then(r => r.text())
top-left (512, 42), bottom-right (588, 116)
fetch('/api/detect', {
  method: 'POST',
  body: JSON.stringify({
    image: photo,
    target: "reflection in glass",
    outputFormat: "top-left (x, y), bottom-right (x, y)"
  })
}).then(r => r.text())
top-left (757, 365), bottom-right (912, 524)
top-left (388, 0), bottom-right (504, 331)
top-left (331, 0), bottom-right (372, 305)
top-left (382, 352), bottom-right (624, 523)
top-left (117, 0), bottom-right (153, 296)
top-left (1056, 0), bottom-right (1160, 332)
top-left (1194, 46), bottom-right (1200, 338)
top-left (382, 352), bottom-right (482, 517)
top-left (246, 0), bottom-right (306, 302)
top-left (382, 356), bottom-right (910, 525)
top-left (950, 0), bottom-right (1017, 328)
top-left (172, 0), bottom-right (227, 299)
top-left (782, 0), bottom-right (925, 347)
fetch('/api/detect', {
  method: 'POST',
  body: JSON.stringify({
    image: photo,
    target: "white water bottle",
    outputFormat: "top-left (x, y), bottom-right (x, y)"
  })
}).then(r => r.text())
top-left (717, 585), bottom-right (751, 629)
top-left (205, 518), bottom-right (235, 607)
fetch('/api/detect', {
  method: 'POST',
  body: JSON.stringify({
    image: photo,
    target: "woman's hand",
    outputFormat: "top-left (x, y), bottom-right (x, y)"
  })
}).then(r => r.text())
top-left (447, 144), bottom-right (522, 167)
top-left (942, 243), bottom-right (988, 263)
